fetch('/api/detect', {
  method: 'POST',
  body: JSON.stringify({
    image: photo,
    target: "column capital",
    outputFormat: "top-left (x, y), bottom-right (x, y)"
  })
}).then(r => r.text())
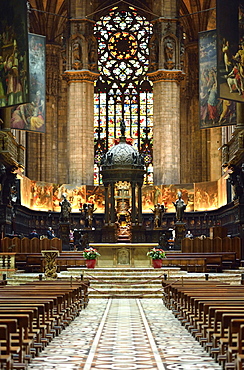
top-left (63, 69), bottom-right (99, 84)
top-left (147, 69), bottom-right (185, 84)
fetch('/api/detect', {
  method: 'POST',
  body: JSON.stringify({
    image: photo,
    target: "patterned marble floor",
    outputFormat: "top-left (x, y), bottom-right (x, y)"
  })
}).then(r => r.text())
top-left (27, 299), bottom-right (222, 370)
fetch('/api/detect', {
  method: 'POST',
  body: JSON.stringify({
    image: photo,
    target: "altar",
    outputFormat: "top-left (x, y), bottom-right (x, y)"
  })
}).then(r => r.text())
top-left (89, 243), bottom-right (159, 268)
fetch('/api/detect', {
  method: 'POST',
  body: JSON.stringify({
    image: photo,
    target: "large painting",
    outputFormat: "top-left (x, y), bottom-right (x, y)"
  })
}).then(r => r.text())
top-left (217, 0), bottom-right (244, 103)
top-left (199, 29), bottom-right (237, 128)
top-left (141, 184), bottom-right (194, 213)
top-left (194, 181), bottom-right (218, 211)
top-left (52, 184), bottom-right (86, 212)
top-left (11, 33), bottom-right (46, 132)
top-left (0, 0), bottom-right (29, 107)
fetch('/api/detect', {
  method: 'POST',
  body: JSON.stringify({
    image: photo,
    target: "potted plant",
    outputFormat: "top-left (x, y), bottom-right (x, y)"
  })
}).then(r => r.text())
top-left (147, 248), bottom-right (166, 268)
top-left (82, 247), bottom-right (100, 268)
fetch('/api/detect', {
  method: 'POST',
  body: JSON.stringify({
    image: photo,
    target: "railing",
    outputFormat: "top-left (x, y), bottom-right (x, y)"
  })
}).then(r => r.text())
top-left (0, 253), bottom-right (16, 269)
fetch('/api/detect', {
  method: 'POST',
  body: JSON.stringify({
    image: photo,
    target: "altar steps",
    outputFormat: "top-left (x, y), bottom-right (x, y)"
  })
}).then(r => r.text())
top-left (5, 267), bottom-right (244, 298)
top-left (60, 267), bottom-right (181, 298)
top-left (60, 267), bottom-right (244, 298)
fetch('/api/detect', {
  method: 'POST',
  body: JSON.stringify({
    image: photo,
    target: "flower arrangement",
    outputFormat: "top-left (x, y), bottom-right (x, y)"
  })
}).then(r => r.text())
top-left (147, 248), bottom-right (166, 260)
top-left (82, 247), bottom-right (101, 260)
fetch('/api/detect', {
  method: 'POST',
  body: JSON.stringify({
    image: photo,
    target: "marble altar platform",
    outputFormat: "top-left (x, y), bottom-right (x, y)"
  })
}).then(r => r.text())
top-left (89, 243), bottom-right (159, 268)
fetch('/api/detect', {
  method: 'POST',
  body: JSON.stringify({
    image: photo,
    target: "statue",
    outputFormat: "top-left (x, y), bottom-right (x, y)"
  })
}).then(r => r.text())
top-left (164, 38), bottom-right (174, 61)
top-left (59, 193), bottom-right (71, 223)
top-left (72, 38), bottom-right (82, 70)
top-left (150, 203), bottom-right (164, 228)
top-left (87, 203), bottom-right (96, 228)
top-left (228, 164), bottom-right (244, 201)
top-left (164, 37), bottom-right (175, 69)
top-left (120, 121), bottom-right (126, 136)
top-left (173, 191), bottom-right (186, 222)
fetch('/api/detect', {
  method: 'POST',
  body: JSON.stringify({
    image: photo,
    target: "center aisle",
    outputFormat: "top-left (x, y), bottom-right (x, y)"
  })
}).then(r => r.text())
top-left (28, 299), bottom-right (221, 370)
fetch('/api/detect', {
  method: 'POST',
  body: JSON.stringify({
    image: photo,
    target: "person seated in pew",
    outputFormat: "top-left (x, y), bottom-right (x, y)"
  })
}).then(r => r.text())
top-left (29, 229), bottom-right (39, 239)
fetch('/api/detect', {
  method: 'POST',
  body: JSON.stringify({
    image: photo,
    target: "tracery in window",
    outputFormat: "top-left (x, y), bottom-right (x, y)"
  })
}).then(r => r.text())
top-left (94, 7), bottom-right (153, 185)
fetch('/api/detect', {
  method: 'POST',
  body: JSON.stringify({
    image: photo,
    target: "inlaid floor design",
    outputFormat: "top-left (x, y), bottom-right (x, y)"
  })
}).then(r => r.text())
top-left (27, 299), bottom-right (221, 370)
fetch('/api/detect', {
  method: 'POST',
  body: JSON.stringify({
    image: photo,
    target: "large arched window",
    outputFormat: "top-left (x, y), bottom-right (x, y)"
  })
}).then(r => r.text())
top-left (94, 7), bottom-right (153, 185)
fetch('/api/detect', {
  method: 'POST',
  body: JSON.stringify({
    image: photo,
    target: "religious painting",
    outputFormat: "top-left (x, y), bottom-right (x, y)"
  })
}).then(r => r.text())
top-left (194, 181), bottom-right (218, 211)
top-left (218, 175), bottom-right (228, 208)
top-left (161, 184), bottom-right (194, 213)
top-left (18, 174), bottom-right (31, 208)
top-left (216, 0), bottom-right (244, 103)
top-left (11, 33), bottom-right (46, 132)
top-left (0, 0), bottom-right (29, 108)
top-left (141, 184), bottom-right (194, 213)
top-left (199, 29), bottom-right (237, 128)
top-left (30, 181), bottom-right (53, 211)
top-left (142, 185), bottom-right (155, 212)
top-left (52, 184), bottom-right (86, 212)
top-left (86, 186), bottom-right (104, 212)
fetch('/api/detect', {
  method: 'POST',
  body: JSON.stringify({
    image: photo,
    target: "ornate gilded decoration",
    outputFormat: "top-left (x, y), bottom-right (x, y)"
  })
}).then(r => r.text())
top-left (42, 250), bottom-right (60, 280)
top-left (147, 69), bottom-right (185, 84)
top-left (63, 70), bottom-right (99, 84)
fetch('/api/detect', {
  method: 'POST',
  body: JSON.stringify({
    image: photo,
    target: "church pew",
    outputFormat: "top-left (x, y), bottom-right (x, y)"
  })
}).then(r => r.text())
top-left (166, 252), bottom-right (238, 271)
top-left (235, 324), bottom-right (244, 370)
top-left (0, 314), bottom-right (30, 363)
top-left (27, 280), bottom-right (89, 308)
top-left (0, 281), bottom-right (89, 366)
top-left (162, 257), bottom-right (207, 272)
top-left (0, 309), bottom-right (38, 364)
top-left (220, 319), bottom-right (244, 367)
top-left (193, 301), bottom-right (244, 336)
top-left (0, 325), bottom-right (12, 370)
top-left (18, 252), bottom-right (87, 272)
top-left (0, 281), bottom-right (88, 325)
top-left (0, 321), bottom-right (18, 370)
top-left (207, 313), bottom-right (244, 365)
top-left (170, 286), bottom-right (244, 315)
top-left (163, 280), bottom-right (244, 368)
top-left (163, 281), bottom-right (244, 368)
top-left (162, 280), bottom-right (228, 310)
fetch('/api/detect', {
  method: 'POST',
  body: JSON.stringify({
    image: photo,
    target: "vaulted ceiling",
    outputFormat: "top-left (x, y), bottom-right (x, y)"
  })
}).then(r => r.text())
top-left (28, 0), bottom-right (216, 43)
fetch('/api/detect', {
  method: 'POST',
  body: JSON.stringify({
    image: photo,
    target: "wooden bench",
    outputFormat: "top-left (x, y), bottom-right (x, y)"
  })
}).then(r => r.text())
top-left (19, 252), bottom-right (86, 272)
top-left (162, 280), bottom-right (244, 369)
top-left (161, 257), bottom-right (207, 272)
top-left (0, 321), bottom-right (18, 370)
top-left (236, 324), bottom-right (244, 370)
top-left (0, 279), bottom-right (90, 368)
top-left (166, 252), bottom-right (238, 271)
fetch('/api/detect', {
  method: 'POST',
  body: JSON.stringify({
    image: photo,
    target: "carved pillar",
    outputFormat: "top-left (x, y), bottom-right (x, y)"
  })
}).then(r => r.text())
top-left (137, 185), bottom-right (142, 224)
top-left (104, 185), bottom-right (109, 224)
top-left (148, 3), bottom-right (184, 185)
top-left (63, 13), bottom-right (99, 185)
top-left (110, 183), bottom-right (115, 224)
top-left (131, 183), bottom-right (136, 224)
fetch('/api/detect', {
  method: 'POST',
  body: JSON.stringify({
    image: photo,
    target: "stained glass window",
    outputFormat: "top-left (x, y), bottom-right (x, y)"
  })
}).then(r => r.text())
top-left (94, 7), bottom-right (153, 185)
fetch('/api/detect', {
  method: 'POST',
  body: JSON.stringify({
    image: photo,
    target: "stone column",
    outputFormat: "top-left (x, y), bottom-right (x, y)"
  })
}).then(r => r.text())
top-left (63, 7), bottom-right (99, 185)
top-left (149, 70), bottom-right (184, 185)
top-left (64, 70), bottom-right (98, 185)
top-left (148, 0), bottom-right (184, 185)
